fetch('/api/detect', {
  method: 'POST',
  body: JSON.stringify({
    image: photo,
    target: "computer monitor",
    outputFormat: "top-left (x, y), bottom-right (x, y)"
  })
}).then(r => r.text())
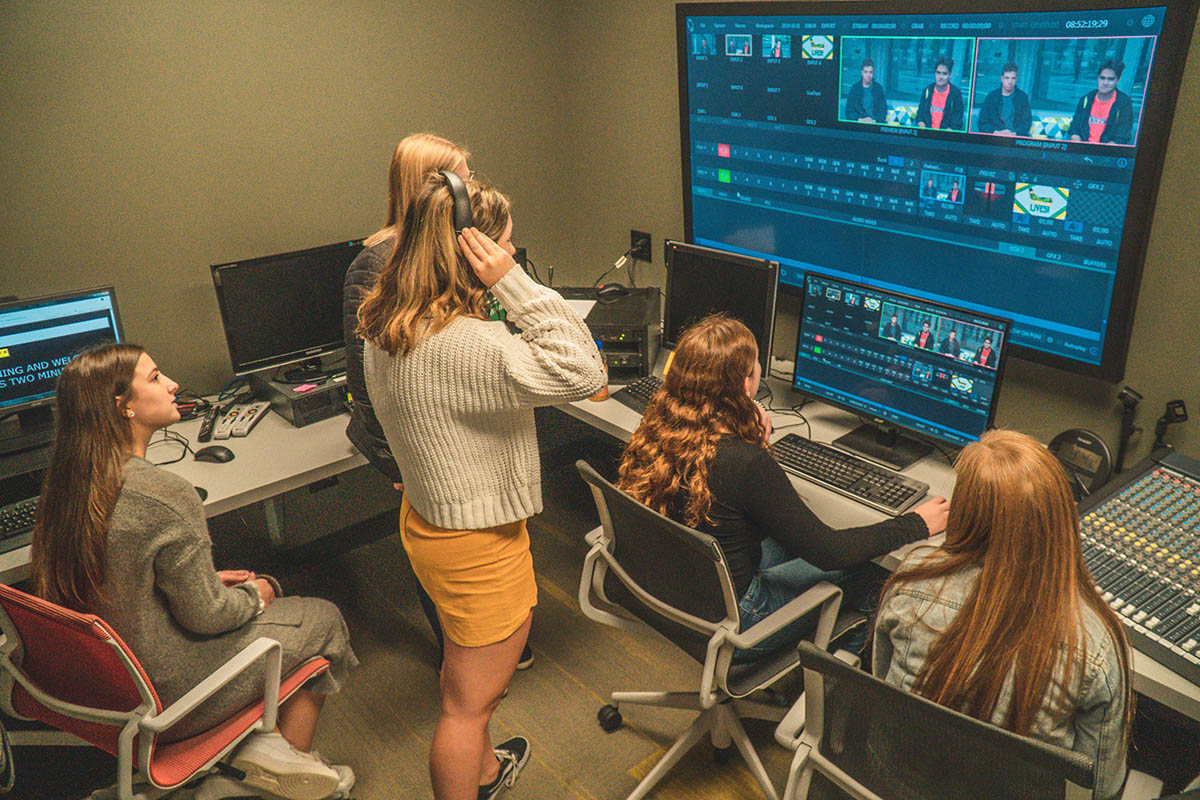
top-left (677, 0), bottom-right (1197, 381)
top-left (664, 240), bottom-right (779, 377)
top-left (211, 239), bottom-right (364, 377)
top-left (794, 272), bottom-right (1010, 469)
top-left (0, 286), bottom-right (123, 454)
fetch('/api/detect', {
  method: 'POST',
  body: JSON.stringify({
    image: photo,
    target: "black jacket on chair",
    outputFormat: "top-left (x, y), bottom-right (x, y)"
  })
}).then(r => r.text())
top-left (343, 239), bottom-right (402, 483)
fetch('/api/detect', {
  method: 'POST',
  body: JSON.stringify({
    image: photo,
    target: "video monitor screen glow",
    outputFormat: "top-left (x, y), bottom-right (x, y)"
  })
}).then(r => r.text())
top-left (211, 240), bottom-right (364, 376)
top-left (795, 272), bottom-right (1010, 447)
top-left (664, 241), bottom-right (779, 376)
top-left (0, 287), bottom-right (123, 412)
top-left (678, 1), bottom-right (1196, 381)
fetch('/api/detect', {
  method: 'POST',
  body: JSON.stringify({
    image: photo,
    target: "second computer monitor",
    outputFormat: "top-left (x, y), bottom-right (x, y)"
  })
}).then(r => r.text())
top-left (794, 272), bottom-right (1010, 469)
top-left (664, 240), bottom-right (778, 376)
top-left (211, 239), bottom-right (364, 376)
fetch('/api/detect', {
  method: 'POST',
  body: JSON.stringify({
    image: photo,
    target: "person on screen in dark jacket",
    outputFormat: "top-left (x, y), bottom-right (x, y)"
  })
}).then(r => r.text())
top-left (977, 62), bottom-right (1033, 136)
top-left (845, 58), bottom-right (888, 123)
top-left (1069, 60), bottom-right (1134, 144)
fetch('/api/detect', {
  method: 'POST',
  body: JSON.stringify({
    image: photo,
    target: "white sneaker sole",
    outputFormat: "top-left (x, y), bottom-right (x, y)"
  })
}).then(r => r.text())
top-left (230, 756), bottom-right (340, 800)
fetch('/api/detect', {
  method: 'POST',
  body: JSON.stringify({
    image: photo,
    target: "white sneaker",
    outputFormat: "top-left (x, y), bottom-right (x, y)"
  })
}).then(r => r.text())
top-left (311, 750), bottom-right (356, 798)
top-left (231, 731), bottom-right (340, 800)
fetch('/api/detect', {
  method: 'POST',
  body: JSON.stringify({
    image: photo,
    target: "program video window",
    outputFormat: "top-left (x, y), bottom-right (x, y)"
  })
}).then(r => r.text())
top-left (968, 37), bottom-right (1152, 144)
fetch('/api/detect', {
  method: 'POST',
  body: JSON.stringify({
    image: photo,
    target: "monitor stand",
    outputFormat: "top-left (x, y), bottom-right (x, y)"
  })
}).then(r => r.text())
top-left (833, 422), bottom-right (932, 472)
top-left (0, 407), bottom-right (55, 458)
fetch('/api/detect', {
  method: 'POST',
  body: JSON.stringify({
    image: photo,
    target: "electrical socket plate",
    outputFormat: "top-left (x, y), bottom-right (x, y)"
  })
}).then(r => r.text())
top-left (630, 230), bottom-right (652, 262)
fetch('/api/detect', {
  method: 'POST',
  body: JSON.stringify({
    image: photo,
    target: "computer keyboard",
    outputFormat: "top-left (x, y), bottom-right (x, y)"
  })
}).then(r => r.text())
top-left (610, 375), bottom-right (663, 414)
top-left (772, 433), bottom-right (928, 515)
top-left (0, 496), bottom-right (37, 553)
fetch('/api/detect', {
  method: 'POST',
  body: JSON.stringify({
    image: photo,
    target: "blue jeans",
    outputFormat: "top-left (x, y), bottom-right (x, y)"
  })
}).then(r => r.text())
top-left (734, 539), bottom-right (877, 662)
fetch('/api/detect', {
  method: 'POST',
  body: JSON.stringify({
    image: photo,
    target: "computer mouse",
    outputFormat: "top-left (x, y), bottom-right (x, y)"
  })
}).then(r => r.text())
top-left (194, 445), bottom-right (235, 463)
top-left (597, 283), bottom-right (630, 302)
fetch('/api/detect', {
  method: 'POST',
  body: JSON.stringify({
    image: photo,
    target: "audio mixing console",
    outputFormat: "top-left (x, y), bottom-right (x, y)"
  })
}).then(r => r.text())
top-left (1079, 450), bottom-right (1200, 688)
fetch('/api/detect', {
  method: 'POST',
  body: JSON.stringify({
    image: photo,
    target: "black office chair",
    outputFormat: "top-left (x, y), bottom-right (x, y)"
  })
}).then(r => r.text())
top-left (576, 460), bottom-right (856, 800)
top-left (775, 641), bottom-right (1163, 800)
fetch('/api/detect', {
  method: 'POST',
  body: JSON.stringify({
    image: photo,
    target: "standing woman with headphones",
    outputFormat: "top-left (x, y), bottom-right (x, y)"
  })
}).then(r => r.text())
top-left (357, 172), bottom-right (604, 800)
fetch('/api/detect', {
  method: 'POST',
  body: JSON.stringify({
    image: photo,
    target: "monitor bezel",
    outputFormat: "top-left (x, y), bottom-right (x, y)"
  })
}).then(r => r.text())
top-left (210, 239), bottom-right (364, 377)
top-left (0, 285), bottom-right (124, 415)
top-left (664, 239), bottom-right (780, 376)
top-left (792, 270), bottom-right (1013, 449)
top-left (677, 0), bottom-right (1198, 382)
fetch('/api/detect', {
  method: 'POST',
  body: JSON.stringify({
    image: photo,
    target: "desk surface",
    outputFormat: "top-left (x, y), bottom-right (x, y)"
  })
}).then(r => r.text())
top-left (562, 372), bottom-right (1200, 722)
top-left (0, 409), bottom-right (365, 584)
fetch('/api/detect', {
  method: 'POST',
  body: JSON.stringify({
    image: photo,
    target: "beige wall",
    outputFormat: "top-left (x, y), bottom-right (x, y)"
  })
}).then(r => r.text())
top-left (2, 1), bottom-right (1198, 464)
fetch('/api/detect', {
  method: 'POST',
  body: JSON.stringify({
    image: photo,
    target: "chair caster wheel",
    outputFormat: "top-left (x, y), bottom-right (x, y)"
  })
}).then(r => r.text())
top-left (598, 704), bottom-right (623, 732)
top-left (714, 745), bottom-right (733, 764)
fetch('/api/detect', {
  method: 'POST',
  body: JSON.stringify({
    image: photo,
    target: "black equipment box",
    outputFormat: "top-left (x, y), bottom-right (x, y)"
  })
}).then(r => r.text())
top-left (559, 287), bottom-right (660, 382)
top-left (248, 373), bottom-right (348, 428)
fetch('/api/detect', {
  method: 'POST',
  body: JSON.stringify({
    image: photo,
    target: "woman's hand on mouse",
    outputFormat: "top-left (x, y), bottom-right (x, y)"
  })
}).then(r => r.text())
top-left (913, 496), bottom-right (950, 535)
top-left (458, 227), bottom-right (515, 288)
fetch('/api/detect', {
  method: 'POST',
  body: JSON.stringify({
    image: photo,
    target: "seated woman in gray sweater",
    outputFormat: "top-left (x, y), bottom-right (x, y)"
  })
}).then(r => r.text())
top-left (30, 344), bottom-right (357, 800)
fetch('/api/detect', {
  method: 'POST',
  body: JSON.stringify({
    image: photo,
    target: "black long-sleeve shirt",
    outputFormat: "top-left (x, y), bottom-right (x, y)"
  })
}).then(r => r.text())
top-left (671, 436), bottom-right (928, 597)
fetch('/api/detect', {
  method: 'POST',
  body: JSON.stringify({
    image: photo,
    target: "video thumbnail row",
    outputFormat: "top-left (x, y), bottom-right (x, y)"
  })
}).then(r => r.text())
top-left (877, 304), bottom-right (1003, 370)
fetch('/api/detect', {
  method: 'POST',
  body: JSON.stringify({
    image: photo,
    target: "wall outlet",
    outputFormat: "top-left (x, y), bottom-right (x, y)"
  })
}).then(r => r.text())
top-left (630, 230), bottom-right (652, 262)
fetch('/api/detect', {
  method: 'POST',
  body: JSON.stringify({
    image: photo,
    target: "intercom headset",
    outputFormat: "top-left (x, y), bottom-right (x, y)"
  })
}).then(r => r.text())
top-left (1048, 428), bottom-right (1113, 500)
top-left (440, 169), bottom-right (474, 234)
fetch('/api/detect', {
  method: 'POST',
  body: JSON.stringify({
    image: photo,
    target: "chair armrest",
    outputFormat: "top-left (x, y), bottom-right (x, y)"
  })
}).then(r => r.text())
top-left (727, 582), bottom-right (842, 650)
top-left (139, 637), bottom-right (282, 734)
top-left (775, 692), bottom-right (808, 749)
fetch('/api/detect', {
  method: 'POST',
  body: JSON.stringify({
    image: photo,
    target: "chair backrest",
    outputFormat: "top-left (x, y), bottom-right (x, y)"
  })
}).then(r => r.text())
top-left (794, 642), bottom-right (1095, 800)
top-left (0, 583), bottom-right (159, 758)
top-left (576, 460), bottom-right (739, 663)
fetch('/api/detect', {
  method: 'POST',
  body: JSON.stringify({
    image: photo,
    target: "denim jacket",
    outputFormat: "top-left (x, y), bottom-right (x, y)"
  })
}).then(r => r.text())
top-left (873, 553), bottom-right (1128, 800)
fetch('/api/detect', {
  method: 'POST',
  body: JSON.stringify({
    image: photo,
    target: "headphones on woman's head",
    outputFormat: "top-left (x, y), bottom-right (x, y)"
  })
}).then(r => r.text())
top-left (439, 170), bottom-right (474, 234)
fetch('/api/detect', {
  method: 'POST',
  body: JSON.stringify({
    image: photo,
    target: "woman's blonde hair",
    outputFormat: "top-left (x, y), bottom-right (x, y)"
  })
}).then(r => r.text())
top-left (882, 429), bottom-right (1132, 739)
top-left (364, 133), bottom-right (469, 248)
top-left (356, 174), bottom-right (511, 356)
top-left (617, 314), bottom-right (765, 526)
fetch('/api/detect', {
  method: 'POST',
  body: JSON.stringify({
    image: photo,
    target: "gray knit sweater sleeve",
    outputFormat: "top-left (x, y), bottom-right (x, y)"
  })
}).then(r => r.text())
top-left (117, 458), bottom-right (260, 635)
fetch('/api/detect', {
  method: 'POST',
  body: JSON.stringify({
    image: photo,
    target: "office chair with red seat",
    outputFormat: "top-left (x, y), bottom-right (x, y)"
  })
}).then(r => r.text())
top-left (0, 582), bottom-right (331, 800)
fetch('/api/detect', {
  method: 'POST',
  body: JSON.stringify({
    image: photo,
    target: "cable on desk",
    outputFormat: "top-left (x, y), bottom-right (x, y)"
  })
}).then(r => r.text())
top-left (175, 390), bottom-right (212, 421)
top-left (149, 428), bottom-right (192, 466)
top-left (525, 257), bottom-right (545, 286)
top-left (217, 377), bottom-right (248, 402)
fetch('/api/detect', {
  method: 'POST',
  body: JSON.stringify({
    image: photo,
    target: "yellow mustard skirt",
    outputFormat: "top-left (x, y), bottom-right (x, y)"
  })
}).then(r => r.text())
top-left (399, 495), bottom-right (538, 647)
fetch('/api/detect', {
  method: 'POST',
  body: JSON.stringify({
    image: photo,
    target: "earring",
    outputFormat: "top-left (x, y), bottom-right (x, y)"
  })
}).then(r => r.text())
top-left (127, 410), bottom-right (135, 418)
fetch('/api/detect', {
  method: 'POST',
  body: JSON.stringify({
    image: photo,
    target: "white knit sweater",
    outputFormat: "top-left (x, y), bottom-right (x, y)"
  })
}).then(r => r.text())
top-left (364, 268), bottom-right (605, 529)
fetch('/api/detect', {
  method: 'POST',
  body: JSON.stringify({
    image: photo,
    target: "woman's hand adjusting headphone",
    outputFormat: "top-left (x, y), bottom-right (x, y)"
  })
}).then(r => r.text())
top-left (458, 226), bottom-right (517, 289)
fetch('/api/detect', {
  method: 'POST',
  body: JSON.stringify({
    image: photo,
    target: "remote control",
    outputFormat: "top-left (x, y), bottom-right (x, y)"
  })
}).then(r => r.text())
top-left (231, 401), bottom-right (271, 437)
top-left (197, 406), bottom-right (219, 442)
top-left (212, 407), bottom-right (242, 440)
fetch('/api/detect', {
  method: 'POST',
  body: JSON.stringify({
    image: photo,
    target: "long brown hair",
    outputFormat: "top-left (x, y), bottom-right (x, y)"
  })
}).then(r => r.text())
top-left (356, 174), bottom-right (511, 356)
top-left (30, 343), bottom-right (143, 610)
top-left (618, 314), bottom-right (766, 526)
top-left (882, 429), bottom-right (1132, 737)
top-left (364, 133), bottom-right (470, 249)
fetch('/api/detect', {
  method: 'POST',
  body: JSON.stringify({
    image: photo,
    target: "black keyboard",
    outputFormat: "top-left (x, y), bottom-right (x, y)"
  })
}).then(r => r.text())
top-left (610, 375), bottom-right (663, 414)
top-left (0, 496), bottom-right (37, 553)
top-left (772, 433), bottom-right (928, 515)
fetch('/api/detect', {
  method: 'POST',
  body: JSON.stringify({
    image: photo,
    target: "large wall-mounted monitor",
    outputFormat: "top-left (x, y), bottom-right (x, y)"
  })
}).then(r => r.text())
top-left (0, 286), bottom-right (123, 453)
top-left (794, 272), bottom-right (1010, 469)
top-left (677, 0), bottom-right (1197, 381)
top-left (211, 239), bottom-right (364, 377)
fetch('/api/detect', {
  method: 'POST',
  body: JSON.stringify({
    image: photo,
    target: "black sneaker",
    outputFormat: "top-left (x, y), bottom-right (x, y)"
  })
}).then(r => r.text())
top-left (478, 736), bottom-right (530, 800)
top-left (516, 645), bottom-right (534, 671)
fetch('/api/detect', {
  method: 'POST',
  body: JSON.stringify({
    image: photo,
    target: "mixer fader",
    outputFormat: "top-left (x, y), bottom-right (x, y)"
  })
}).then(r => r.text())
top-left (1079, 451), bottom-right (1200, 687)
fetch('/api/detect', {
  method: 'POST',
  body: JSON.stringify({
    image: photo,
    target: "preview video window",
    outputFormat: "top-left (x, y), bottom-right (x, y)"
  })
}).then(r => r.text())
top-left (879, 304), bottom-right (1003, 369)
top-left (725, 34), bottom-right (753, 57)
top-left (691, 33), bottom-right (717, 56)
top-left (919, 170), bottom-right (967, 205)
top-left (968, 37), bottom-right (1153, 145)
top-left (839, 37), bottom-right (976, 130)
top-left (763, 34), bottom-right (791, 59)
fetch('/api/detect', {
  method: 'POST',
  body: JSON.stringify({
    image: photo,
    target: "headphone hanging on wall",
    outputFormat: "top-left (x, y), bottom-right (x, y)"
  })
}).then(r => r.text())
top-left (439, 170), bottom-right (474, 234)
